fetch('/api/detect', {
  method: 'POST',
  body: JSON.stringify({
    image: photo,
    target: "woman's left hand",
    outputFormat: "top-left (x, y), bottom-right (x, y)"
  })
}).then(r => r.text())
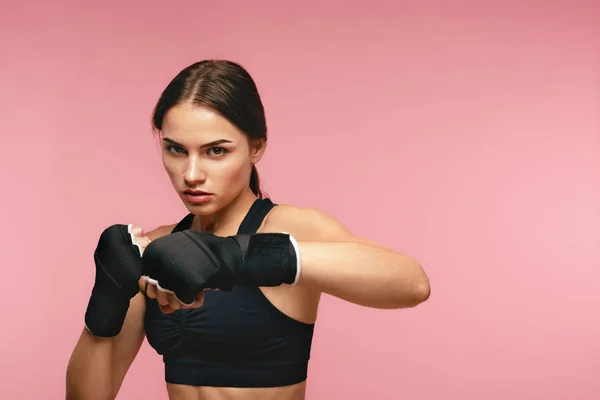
top-left (128, 225), bottom-right (202, 314)
top-left (144, 278), bottom-right (207, 314)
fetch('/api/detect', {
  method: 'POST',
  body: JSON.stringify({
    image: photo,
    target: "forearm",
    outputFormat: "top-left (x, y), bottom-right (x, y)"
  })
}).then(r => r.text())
top-left (296, 241), bottom-right (430, 309)
top-left (66, 330), bottom-right (118, 400)
top-left (66, 293), bottom-right (145, 400)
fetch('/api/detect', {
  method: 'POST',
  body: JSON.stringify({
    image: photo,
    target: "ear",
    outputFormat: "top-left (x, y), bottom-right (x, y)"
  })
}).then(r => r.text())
top-left (249, 138), bottom-right (267, 164)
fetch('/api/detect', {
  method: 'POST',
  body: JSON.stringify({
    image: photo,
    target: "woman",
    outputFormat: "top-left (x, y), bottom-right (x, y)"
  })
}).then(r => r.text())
top-left (66, 60), bottom-right (431, 400)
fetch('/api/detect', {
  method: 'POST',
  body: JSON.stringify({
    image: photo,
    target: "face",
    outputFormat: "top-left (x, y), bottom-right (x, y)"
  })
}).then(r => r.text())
top-left (160, 103), bottom-right (266, 215)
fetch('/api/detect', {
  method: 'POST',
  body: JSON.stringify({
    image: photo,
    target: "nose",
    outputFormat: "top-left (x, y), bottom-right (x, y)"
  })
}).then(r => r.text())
top-left (184, 156), bottom-right (206, 186)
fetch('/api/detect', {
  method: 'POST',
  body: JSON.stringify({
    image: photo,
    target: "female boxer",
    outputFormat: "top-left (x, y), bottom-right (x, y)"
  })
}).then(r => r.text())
top-left (66, 60), bottom-right (430, 400)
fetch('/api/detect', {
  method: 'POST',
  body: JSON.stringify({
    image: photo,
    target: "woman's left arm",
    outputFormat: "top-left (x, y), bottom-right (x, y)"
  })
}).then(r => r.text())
top-left (273, 207), bottom-right (431, 309)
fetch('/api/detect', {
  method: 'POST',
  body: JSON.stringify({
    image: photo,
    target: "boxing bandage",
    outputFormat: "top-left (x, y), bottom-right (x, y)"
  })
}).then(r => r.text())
top-left (84, 224), bottom-right (144, 337)
top-left (142, 231), bottom-right (301, 305)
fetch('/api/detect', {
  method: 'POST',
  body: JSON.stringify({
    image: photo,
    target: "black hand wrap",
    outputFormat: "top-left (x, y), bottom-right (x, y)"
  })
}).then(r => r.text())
top-left (141, 231), bottom-right (298, 305)
top-left (84, 224), bottom-right (143, 338)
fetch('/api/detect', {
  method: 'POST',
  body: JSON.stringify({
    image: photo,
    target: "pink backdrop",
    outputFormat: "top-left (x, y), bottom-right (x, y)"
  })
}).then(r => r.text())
top-left (1, 1), bottom-right (598, 399)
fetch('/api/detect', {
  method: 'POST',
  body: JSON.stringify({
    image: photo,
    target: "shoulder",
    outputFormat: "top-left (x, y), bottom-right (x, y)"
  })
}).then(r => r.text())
top-left (262, 203), bottom-right (355, 242)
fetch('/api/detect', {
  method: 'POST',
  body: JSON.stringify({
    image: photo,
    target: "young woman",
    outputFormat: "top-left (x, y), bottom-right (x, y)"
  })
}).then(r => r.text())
top-left (66, 60), bottom-right (431, 400)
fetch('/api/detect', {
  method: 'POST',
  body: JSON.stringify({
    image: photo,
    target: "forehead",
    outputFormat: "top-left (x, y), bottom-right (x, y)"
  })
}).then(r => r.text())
top-left (161, 103), bottom-right (245, 143)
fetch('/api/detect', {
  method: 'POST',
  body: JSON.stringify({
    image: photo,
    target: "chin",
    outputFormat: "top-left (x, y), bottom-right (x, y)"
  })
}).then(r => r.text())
top-left (183, 202), bottom-right (214, 215)
top-left (181, 198), bottom-right (223, 216)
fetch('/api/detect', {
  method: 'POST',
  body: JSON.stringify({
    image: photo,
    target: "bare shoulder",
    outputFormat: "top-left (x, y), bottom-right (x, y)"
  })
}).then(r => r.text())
top-left (261, 203), bottom-right (355, 242)
top-left (145, 223), bottom-right (178, 241)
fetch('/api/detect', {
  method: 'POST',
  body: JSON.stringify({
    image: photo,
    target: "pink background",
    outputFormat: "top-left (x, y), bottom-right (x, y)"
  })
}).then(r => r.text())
top-left (1, 1), bottom-right (598, 399)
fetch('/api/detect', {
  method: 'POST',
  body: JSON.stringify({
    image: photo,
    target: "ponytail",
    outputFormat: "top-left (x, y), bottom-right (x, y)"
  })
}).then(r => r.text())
top-left (249, 164), bottom-right (263, 198)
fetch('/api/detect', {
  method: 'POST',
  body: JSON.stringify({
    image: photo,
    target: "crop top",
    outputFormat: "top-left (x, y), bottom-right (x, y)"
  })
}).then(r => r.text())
top-left (144, 198), bottom-right (315, 388)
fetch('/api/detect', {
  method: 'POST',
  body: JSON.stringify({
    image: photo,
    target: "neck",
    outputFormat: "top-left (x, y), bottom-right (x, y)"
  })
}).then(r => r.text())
top-left (191, 187), bottom-right (258, 235)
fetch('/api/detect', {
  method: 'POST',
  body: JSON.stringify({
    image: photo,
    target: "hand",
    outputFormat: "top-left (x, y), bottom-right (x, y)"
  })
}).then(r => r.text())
top-left (84, 224), bottom-right (145, 337)
top-left (143, 278), bottom-right (207, 314)
top-left (141, 230), bottom-right (300, 306)
top-left (131, 227), bottom-right (205, 314)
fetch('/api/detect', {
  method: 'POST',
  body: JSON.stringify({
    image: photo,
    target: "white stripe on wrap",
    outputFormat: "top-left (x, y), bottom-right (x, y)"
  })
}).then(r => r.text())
top-left (127, 224), bottom-right (144, 256)
top-left (144, 276), bottom-right (197, 307)
top-left (282, 232), bottom-right (302, 285)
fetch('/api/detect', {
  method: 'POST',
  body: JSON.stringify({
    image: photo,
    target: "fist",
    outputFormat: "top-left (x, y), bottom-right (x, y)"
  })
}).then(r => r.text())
top-left (85, 223), bottom-right (147, 337)
top-left (141, 231), bottom-right (242, 308)
top-left (137, 229), bottom-right (207, 314)
top-left (143, 278), bottom-right (207, 314)
top-left (93, 224), bottom-right (145, 299)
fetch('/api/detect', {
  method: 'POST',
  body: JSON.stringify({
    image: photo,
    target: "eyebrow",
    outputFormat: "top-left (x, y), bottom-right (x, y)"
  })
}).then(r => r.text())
top-left (162, 138), bottom-right (233, 149)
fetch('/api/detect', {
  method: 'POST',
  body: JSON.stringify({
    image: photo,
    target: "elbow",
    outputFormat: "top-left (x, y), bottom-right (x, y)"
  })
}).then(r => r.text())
top-left (411, 262), bottom-right (431, 306)
top-left (411, 277), bottom-right (431, 306)
top-left (401, 281), bottom-right (430, 309)
top-left (394, 263), bottom-right (431, 308)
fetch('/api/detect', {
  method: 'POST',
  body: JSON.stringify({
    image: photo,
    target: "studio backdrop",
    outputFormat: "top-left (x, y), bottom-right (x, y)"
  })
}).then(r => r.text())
top-left (0, 1), bottom-right (597, 399)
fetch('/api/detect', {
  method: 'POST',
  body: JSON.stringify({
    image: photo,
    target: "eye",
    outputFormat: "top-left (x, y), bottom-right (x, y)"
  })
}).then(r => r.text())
top-left (167, 144), bottom-right (186, 154)
top-left (207, 146), bottom-right (228, 157)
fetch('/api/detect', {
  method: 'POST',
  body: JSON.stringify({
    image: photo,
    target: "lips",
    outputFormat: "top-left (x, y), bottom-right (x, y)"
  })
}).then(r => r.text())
top-left (184, 189), bottom-right (211, 195)
top-left (182, 189), bottom-right (214, 205)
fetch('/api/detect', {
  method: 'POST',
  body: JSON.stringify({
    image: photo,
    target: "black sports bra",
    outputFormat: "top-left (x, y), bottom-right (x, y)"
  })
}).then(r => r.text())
top-left (144, 198), bottom-right (315, 388)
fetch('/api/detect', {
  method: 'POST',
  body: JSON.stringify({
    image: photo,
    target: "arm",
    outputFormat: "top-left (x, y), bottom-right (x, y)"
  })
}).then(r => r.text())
top-left (66, 223), bottom-right (172, 400)
top-left (275, 207), bottom-right (431, 309)
top-left (66, 292), bottom-right (146, 400)
top-left (141, 211), bottom-right (429, 311)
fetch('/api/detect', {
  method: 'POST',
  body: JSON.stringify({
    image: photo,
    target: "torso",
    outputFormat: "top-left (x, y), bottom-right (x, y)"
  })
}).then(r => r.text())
top-left (144, 199), bottom-right (322, 400)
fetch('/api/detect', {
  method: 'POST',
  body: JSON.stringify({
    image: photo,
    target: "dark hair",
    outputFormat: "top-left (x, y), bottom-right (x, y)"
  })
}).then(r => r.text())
top-left (151, 60), bottom-right (267, 198)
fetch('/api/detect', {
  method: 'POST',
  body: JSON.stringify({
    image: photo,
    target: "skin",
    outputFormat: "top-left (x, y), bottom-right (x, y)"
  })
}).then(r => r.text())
top-left (66, 102), bottom-right (430, 400)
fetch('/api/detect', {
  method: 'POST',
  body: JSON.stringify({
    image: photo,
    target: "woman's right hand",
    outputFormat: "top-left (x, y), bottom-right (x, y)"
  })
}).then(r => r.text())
top-left (85, 224), bottom-right (147, 337)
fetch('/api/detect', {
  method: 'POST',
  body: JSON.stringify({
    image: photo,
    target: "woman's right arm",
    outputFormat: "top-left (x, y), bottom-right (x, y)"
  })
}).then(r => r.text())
top-left (65, 223), bottom-right (167, 400)
top-left (66, 291), bottom-right (146, 400)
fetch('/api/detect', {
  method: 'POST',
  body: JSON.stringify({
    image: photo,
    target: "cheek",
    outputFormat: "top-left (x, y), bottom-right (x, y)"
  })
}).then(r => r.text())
top-left (162, 154), bottom-right (184, 180)
top-left (211, 157), bottom-right (250, 188)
